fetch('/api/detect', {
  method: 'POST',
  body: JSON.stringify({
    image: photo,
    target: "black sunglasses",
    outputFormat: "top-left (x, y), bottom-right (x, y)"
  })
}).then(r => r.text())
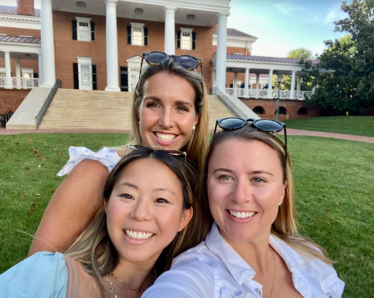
top-left (125, 144), bottom-right (187, 162)
top-left (214, 117), bottom-right (288, 152)
top-left (139, 51), bottom-right (203, 75)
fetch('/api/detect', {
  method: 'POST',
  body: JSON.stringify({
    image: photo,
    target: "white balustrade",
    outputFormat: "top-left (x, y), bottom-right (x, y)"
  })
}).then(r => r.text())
top-left (222, 88), bottom-right (312, 100)
top-left (0, 77), bottom-right (39, 89)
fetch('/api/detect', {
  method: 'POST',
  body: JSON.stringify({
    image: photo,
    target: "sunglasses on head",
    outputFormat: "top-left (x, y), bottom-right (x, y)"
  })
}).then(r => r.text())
top-left (125, 144), bottom-right (187, 162)
top-left (214, 117), bottom-right (288, 155)
top-left (139, 51), bottom-right (203, 74)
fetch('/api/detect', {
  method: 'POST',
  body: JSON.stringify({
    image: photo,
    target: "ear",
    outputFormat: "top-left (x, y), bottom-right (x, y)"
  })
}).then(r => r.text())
top-left (193, 115), bottom-right (199, 127)
top-left (280, 181), bottom-right (287, 205)
top-left (178, 207), bottom-right (193, 232)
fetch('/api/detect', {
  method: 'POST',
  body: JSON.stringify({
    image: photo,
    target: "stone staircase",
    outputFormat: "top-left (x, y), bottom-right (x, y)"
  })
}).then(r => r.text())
top-left (39, 89), bottom-right (235, 130)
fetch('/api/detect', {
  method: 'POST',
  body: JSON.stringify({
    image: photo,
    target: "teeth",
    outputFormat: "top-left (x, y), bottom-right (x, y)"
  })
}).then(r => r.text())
top-left (229, 211), bottom-right (256, 219)
top-left (125, 230), bottom-right (154, 240)
top-left (155, 133), bottom-right (176, 142)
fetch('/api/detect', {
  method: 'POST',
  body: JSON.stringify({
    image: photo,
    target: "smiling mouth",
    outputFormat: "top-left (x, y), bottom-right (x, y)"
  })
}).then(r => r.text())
top-left (125, 229), bottom-right (154, 240)
top-left (154, 132), bottom-right (177, 142)
top-left (228, 210), bottom-right (257, 219)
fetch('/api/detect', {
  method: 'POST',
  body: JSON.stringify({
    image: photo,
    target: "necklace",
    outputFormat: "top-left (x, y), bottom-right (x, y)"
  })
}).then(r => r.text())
top-left (266, 248), bottom-right (276, 298)
top-left (105, 267), bottom-right (157, 296)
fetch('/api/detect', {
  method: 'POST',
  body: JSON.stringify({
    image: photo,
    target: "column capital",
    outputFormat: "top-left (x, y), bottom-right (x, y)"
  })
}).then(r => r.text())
top-left (164, 6), bottom-right (177, 13)
top-left (105, 0), bottom-right (118, 7)
top-left (3, 50), bottom-right (10, 54)
top-left (217, 13), bottom-right (230, 20)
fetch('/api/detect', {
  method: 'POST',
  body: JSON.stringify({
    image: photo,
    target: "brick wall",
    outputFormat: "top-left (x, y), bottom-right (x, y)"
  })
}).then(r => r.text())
top-left (240, 98), bottom-right (320, 121)
top-left (0, 26), bottom-right (40, 38)
top-left (53, 11), bottom-right (214, 90)
top-left (0, 89), bottom-right (30, 114)
top-left (0, 58), bottom-right (39, 77)
top-left (17, 0), bottom-right (35, 16)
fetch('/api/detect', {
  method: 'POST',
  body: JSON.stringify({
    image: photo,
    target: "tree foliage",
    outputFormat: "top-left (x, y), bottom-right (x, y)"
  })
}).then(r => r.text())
top-left (303, 0), bottom-right (374, 114)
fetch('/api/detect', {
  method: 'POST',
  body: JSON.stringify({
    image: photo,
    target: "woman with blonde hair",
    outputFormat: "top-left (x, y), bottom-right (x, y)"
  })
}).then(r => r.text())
top-left (29, 53), bottom-right (210, 256)
top-left (1, 147), bottom-right (198, 298)
top-left (144, 119), bottom-right (345, 298)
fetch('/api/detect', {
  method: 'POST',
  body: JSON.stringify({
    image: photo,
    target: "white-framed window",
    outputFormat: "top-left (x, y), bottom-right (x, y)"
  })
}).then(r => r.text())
top-left (180, 28), bottom-right (193, 50)
top-left (77, 57), bottom-right (93, 90)
top-left (76, 17), bottom-right (91, 41)
top-left (131, 22), bottom-right (144, 46)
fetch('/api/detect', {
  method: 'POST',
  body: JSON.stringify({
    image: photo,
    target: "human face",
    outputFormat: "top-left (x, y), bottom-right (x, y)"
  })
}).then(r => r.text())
top-left (139, 72), bottom-right (199, 150)
top-left (207, 139), bottom-right (286, 245)
top-left (105, 158), bottom-right (192, 265)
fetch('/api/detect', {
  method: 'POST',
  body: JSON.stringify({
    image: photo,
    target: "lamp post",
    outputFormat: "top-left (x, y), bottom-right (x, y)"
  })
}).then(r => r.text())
top-left (276, 74), bottom-right (283, 121)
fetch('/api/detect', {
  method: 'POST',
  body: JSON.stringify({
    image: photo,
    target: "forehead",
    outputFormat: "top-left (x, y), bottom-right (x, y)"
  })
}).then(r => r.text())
top-left (115, 158), bottom-right (182, 193)
top-left (208, 139), bottom-right (282, 172)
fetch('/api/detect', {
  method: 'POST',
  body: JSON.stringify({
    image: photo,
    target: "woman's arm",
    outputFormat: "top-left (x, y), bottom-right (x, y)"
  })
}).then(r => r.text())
top-left (28, 159), bottom-right (109, 256)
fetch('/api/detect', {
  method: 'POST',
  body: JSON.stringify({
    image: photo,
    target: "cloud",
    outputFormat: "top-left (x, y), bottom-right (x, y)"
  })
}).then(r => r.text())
top-left (324, 6), bottom-right (347, 25)
top-left (273, 2), bottom-right (297, 15)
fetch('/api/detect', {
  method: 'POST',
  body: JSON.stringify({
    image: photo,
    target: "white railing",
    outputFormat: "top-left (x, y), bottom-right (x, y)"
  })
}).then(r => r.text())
top-left (225, 88), bottom-right (312, 100)
top-left (0, 77), bottom-right (39, 89)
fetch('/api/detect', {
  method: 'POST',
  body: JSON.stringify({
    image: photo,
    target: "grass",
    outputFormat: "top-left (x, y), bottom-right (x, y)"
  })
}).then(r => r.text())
top-left (284, 116), bottom-right (374, 137)
top-left (1, 132), bottom-right (373, 297)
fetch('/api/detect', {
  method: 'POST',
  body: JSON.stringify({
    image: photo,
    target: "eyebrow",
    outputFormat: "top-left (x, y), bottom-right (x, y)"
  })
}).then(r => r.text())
top-left (118, 182), bottom-right (138, 189)
top-left (154, 187), bottom-right (176, 197)
top-left (143, 96), bottom-right (193, 107)
top-left (213, 168), bottom-right (274, 176)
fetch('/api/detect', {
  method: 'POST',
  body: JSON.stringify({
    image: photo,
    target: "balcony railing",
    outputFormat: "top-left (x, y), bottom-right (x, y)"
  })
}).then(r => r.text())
top-left (0, 77), bottom-right (39, 89)
top-left (225, 88), bottom-right (312, 100)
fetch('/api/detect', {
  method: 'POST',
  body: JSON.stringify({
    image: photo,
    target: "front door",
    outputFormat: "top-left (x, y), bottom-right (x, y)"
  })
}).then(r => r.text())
top-left (120, 67), bottom-right (128, 92)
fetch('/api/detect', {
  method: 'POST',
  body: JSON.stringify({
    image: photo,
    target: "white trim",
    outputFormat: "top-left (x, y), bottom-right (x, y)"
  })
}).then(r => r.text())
top-left (126, 56), bottom-right (142, 92)
top-left (76, 57), bottom-right (93, 90)
top-left (130, 22), bottom-right (145, 28)
top-left (76, 17), bottom-right (92, 42)
top-left (130, 22), bottom-right (145, 46)
top-left (0, 14), bottom-right (40, 30)
top-left (180, 27), bottom-right (193, 50)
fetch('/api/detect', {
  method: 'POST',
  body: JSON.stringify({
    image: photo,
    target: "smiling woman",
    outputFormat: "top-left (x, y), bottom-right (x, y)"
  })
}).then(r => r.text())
top-left (28, 56), bottom-right (210, 258)
top-left (143, 125), bottom-right (345, 298)
top-left (0, 147), bottom-right (197, 298)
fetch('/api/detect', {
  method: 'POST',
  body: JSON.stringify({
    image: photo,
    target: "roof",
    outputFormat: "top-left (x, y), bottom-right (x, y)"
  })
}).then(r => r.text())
top-left (0, 5), bottom-right (40, 17)
top-left (213, 27), bottom-right (257, 39)
top-left (0, 35), bottom-right (41, 44)
top-left (227, 54), bottom-right (319, 65)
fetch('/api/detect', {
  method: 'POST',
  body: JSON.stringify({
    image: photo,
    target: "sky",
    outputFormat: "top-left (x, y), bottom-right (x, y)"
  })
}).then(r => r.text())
top-left (2, 0), bottom-right (353, 58)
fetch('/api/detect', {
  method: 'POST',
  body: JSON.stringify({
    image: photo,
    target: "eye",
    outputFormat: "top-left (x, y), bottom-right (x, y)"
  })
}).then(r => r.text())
top-left (155, 198), bottom-right (169, 204)
top-left (218, 175), bottom-right (233, 181)
top-left (252, 177), bottom-right (266, 183)
top-left (175, 105), bottom-right (189, 113)
top-left (120, 193), bottom-right (134, 200)
top-left (146, 102), bottom-right (161, 109)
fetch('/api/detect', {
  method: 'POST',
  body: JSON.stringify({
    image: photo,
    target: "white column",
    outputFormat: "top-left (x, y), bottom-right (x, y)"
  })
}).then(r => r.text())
top-left (38, 53), bottom-right (43, 85)
top-left (105, 0), bottom-right (120, 91)
top-left (244, 68), bottom-right (249, 98)
top-left (40, 0), bottom-right (56, 87)
top-left (15, 56), bottom-right (21, 89)
top-left (267, 69), bottom-right (273, 98)
top-left (164, 6), bottom-right (176, 55)
top-left (296, 75), bottom-right (301, 98)
top-left (290, 71), bottom-right (296, 99)
top-left (255, 73), bottom-right (260, 98)
top-left (216, 13), bottom-right (229, 92)
top-left (4, 51), bottom-right (12, 89)
top-left (233, 72), bottom-right (238, 96)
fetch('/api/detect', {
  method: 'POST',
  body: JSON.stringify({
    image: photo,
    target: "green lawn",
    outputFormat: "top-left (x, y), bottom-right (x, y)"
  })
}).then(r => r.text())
top-left (1, 132), bottom-right (373, 297)
top-left (284, 116), bottom-right (374, 137)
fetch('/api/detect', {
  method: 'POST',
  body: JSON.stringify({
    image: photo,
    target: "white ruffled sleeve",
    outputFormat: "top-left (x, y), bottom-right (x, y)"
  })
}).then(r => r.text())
top-left (57, 146), bottom-right (121, 176)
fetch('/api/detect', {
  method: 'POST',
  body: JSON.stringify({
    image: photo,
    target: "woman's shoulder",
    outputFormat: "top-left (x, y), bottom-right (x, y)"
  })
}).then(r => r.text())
top-left (0, 252), bottom-right (68, 298)
top-left (57, 146), bottom-right (122, 176)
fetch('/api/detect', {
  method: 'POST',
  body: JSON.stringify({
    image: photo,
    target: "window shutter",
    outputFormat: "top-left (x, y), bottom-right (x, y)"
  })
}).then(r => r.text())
top-left (192, 32), bottom-right (196, 50)
top-left (72, 20), bottom-right (77, 40)
top-left (91, 22), bottom-right (95, 41)
top-left (33, 73), bottom-right (38, 78)
top-left (92, 65), bottom-right (97, 90)
top-left (73, 63), bottom-right (79, 89)
top-left (127, 26), bottom-right (132, 44)
top-left (144, 27), bottom-right (148, 46)
top-left (177, 31), bottom-right (181, 48)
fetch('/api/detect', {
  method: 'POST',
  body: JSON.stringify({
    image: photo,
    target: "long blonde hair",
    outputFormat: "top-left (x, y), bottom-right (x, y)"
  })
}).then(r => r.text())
top-left (200, 126), bottom-right (333, 265)
top-left (65, 147), bottom-right (203, 297)
top-left (114, 58), bottom-right (210, 171)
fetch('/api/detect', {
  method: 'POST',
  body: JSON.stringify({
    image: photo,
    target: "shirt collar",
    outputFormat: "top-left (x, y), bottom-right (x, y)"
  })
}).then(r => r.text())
top-left (205, 223), bottom-right (307, 285)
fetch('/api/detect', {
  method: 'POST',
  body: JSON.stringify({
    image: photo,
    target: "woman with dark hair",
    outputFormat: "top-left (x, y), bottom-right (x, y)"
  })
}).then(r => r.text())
top-left (29, 53), bottom-right (210, 256)
top-left (1, 147), bottom-right (197, 298)
top-left (144, 119), bottom-right (345, 298)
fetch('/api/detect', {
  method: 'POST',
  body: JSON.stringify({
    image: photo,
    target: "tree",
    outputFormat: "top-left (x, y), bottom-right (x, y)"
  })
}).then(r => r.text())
top-left (279, 48), bottom-right (313, 91)
top-left (303, 0), bottom-right (374, 114)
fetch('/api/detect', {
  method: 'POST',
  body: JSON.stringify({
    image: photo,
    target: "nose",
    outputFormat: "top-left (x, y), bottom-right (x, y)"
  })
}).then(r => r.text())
top-left (158, 107), bottom-right (174, 128)
top-left (231, 179), bottom-right (252, 204)
top-left (130, 199), bottom-right (153, 221)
